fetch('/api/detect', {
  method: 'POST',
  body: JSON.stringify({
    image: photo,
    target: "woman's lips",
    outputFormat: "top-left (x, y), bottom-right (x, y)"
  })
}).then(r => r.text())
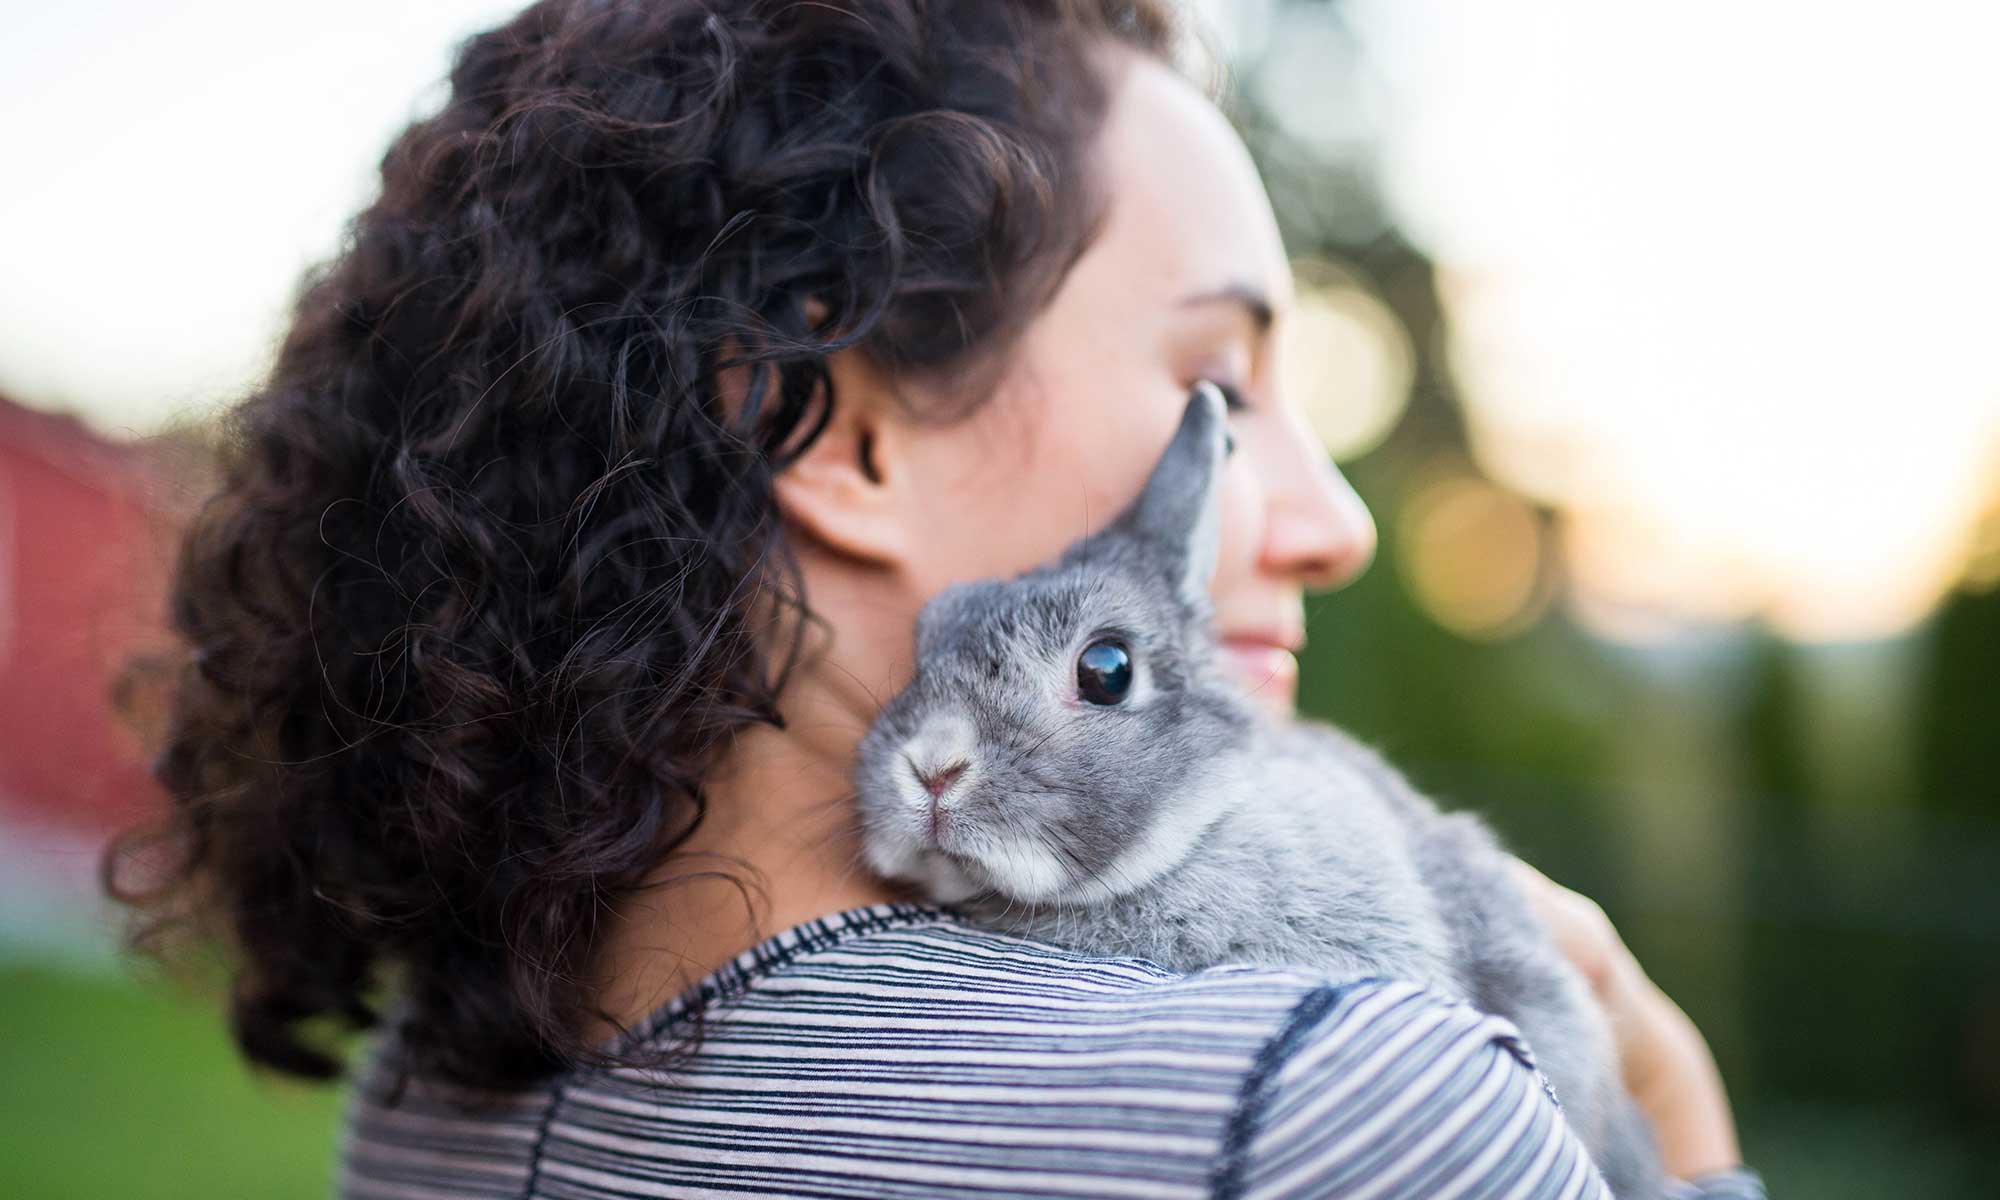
top-left (1217, 636), bottom-right (1300, 704)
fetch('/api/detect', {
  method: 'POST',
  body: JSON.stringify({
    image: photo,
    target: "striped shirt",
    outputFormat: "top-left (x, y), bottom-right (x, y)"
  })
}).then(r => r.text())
top-left (334, 902), bottom-right (1765, 1199)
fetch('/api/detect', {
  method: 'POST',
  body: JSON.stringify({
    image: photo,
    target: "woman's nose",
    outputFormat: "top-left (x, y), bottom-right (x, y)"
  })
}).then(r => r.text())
top-left (1260, 424), bottom-right (1378, 592)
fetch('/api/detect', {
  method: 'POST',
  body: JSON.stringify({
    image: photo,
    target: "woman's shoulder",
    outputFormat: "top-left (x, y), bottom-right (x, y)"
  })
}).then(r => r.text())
top-left (634, 902), bottom-right (1358, 1070)
top-left (696, 902), bottom-right (1450, 1052)
top-left (643, 905), bottom-right (1606, 1189)
top-left (835, 914), bottom-right (1630, 1198)
top-left (733, 902), bottom-right (1345, 1010)
top-left (608, 900), bottom-right (1528, 1088)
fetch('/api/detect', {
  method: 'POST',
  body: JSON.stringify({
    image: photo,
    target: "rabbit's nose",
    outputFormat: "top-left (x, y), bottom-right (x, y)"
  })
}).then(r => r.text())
top-left (915, 759), bottom-right (969, 799)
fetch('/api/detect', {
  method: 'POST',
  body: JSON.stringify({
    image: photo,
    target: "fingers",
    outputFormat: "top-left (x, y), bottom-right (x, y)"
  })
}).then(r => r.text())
top-left (1508, 857), bottom-right (1620, 996)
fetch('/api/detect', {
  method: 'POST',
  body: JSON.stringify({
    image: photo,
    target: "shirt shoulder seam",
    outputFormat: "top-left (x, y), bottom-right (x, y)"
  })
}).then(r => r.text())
top-left (1210, 979), bottom-right (1358, 1200)
top-left (522, 907), bottom-right (945, 1197)
top-left (614, 903), bottom-right (946, 1050)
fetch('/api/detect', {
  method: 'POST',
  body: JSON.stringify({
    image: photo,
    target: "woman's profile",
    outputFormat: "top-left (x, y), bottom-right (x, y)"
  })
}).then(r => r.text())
top-left (107, 1), bottom-right (1766, 1196)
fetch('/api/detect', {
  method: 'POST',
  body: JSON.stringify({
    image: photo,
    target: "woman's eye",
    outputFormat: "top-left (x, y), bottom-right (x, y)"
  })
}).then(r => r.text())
top-left (1076, 639), bottom-right (1133, 705)
top-left (1194, 383), bottom-right (1245, 457)
top-left (1200, 379), bottom-right (1249, 412)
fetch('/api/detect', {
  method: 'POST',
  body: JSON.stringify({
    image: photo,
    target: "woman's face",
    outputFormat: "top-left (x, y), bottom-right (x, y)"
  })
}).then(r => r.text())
top-left (889, 51), bottom-right (1377, 713)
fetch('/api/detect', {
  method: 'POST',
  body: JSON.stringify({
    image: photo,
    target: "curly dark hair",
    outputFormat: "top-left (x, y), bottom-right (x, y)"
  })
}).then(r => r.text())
top-left (104, 0), bottom-right (1179, 1095)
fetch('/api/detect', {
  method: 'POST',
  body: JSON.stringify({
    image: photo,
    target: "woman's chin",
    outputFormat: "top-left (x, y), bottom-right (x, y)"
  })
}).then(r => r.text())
top-left (1218, 644), bottom-right (1298, 714)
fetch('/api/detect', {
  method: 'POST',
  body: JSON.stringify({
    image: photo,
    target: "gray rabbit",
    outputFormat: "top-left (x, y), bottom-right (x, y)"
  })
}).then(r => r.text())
top-left (854, 383), bottom-right (1667, 1197)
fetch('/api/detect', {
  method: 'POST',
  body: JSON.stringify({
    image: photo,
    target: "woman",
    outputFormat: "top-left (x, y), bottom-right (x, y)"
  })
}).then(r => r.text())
top-left (112, 1), bottom-right (1764, 1195)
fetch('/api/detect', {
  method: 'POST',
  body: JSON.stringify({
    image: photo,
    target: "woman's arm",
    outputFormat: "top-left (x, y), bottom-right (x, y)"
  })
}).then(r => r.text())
top-left (1219, 977), bottom-right (1765, 1200)
top-left (1220, 979), bottom-right (1608, 1198)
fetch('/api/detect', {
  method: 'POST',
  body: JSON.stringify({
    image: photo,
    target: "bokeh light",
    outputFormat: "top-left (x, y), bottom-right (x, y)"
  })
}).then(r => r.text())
top-left (1283, 260), bottom-right (1414, 462)
top-left (1395, 465), bottom-right (1551, 639)
top-left (1353, 0), bottom-right (2000, 643)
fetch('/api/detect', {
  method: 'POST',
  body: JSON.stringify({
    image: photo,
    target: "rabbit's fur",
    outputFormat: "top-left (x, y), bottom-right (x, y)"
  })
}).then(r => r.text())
top-left (854, 384), bottom-right (1666, 1197)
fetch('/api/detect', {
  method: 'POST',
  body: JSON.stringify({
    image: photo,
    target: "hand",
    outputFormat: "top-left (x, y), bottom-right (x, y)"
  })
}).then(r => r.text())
top-left (1507, 858), bottom-right (1744, 1182)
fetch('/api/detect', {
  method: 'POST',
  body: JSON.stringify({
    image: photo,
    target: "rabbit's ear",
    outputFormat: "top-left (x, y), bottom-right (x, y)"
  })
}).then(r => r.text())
top-left (1110, 382), bottom-right (1231, 606)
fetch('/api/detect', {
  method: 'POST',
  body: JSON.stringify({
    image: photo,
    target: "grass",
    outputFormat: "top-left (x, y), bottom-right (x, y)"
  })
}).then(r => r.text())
top-left (0, 963), bottom-right (347, 1199)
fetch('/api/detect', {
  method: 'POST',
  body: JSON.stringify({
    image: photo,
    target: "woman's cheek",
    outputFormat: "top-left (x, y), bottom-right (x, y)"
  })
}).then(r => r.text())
top-left (1209, 463), bottom-right (1264, 596)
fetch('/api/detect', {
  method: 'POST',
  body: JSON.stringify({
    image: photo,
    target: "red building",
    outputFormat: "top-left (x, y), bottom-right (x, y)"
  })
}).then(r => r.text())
top-left (0, 393), bottom-right (189, 901)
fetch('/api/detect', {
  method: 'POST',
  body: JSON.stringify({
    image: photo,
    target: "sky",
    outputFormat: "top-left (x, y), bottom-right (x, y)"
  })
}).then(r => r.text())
top-left (8, 0), bottom-right (1999, 641)
top-left (1229, 0), bottom-right (2000, 640)
top-left (1369, 0), bottom-right (2000, 640)
top-left (0, 1), bottom-right (522, 435)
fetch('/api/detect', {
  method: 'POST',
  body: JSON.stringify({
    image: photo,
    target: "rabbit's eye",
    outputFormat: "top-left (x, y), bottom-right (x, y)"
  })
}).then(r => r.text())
top-left (1076, 639), bottom-right (1132, 705)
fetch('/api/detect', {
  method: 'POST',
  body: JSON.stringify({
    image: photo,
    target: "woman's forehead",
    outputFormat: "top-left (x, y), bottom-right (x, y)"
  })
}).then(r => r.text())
top-left (1088, 54), bottom-right (1294, 317)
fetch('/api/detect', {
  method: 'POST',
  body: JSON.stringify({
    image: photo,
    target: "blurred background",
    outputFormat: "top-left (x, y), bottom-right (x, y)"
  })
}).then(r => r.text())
top-left (2, 0), bottom-right (1995, 1195)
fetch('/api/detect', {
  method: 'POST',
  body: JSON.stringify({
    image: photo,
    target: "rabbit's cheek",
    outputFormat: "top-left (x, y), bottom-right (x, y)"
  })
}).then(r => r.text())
top-left (914, 854), bottom-right (983, 905)
top-left (856, 810), bottom-right (928, 883)
top-left (970, 834), bottom-right (1076, 903)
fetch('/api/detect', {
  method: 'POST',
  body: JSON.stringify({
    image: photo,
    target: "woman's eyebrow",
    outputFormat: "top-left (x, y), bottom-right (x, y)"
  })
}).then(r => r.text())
top-left (1176, 283), bottom-right (1274, 337)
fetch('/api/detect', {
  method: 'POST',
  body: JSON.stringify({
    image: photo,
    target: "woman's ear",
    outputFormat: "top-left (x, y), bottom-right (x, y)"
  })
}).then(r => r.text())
top-left (770, 346), bottom-right (911, 569)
